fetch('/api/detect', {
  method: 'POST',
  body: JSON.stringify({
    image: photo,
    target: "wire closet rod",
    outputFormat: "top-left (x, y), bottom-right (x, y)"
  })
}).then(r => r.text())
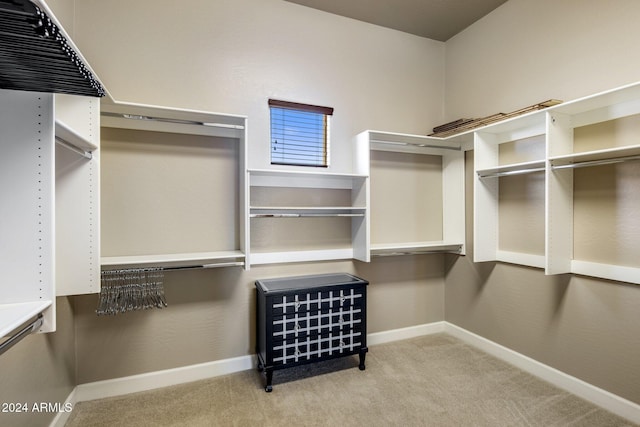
top-left (55, 137), bottom-right (92, 159)
top-left (0, 314), bottom-right (43, 357)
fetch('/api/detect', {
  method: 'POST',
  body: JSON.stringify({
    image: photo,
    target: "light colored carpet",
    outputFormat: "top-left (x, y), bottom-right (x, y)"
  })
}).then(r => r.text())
top-left (65, 334), bottom-right (636, 426)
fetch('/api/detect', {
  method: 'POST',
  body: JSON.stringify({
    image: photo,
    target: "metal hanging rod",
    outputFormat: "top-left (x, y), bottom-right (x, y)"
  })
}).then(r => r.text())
top-left (55, 137), bottom-right (92, 159)
top-left (477, 166), bottom-right (546, 179)
top-left (101, 262), bottom-right (245, 273)
top-left (370, 139), bottom-right (461, 151)
top-left (372, 248), bottom-right (462, 257)
top-left (0, 314), bottom-right (43, 357)
top-left (552, 154), bottom-right (640, 170)
top-left (101, 112), bottom-right (245, 130)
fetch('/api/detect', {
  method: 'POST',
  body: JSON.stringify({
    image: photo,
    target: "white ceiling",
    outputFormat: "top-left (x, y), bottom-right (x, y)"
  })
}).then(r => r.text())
top-left (284, 0), bottom-right (508, 41)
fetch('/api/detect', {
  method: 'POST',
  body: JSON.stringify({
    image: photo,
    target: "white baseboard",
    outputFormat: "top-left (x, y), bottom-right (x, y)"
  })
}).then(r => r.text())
top-left (445, 322), bottom-right (640, 425)
top-left (51, 321), bottom-right (640, 426)
top-left (367, 321), bottom-right (445, 346)
top-left (74, 354), bottom-right (254, 404)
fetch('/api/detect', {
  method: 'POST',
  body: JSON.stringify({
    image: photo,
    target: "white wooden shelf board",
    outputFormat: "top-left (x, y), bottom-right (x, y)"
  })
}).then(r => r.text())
top-left (549, 144), bottom-right (640, 167)
top-left (101, 101), bottom-right (245, 139)
top-left (0, 301), bottom-right (52, 338)
top-left (371, 241), bottom-right (463, 255)
top-left (367, 130), bottom-right (462, 150)
top-left (571, 260), bottom-right (640, 285)
top-left (249, 169), bottom-right (367, 189)
top-left (473, 111), bottom-right (547, 143)
top-left (496, 250), bottom-right (546, 269)
top-left (550, 81), bottom-right (640, 122)
top-left (249, 249), bottom-right (354, 266)
top-left (101, 251), bottom-right (245, 269)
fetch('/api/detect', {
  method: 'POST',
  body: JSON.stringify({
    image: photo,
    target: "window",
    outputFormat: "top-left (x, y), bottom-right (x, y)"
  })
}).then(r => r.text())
top-left (269, 99), bottom-right (333, 167)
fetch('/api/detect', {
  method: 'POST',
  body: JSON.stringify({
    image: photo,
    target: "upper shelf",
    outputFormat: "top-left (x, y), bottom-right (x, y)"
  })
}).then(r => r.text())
top-left (365, 130), bottom-right (462, 154)
top-left (101, 101), bottom-right (246, 139)
top-left (550, 144), bottom-right (640, 169)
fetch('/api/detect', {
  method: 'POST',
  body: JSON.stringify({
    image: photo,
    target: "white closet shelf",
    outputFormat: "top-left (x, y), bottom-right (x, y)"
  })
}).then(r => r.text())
top-left (367, 130), bottom-right (462, 153)
top-left (550, 81), bottom-right (640, 127)
top-left (101, 101), bottom-right (246, 139)
top-left (371, 241), bottom-right (463, 256)
top-left (249, 249), bottom-right (355, 266)
top-left (249, 168), bottom-right (367, 189)
top-left (250, 206), bottom-right (366, 218)
top-left (101, 251), bottom-right (245, 269)
top-left (496, 250), bottom-right (546, 269)
top-left (571, 260), bottom-right (640, 285)
top-left (477, 159), bottom-right (546, 178)
top-left (473, 112), bottom-right (546, 144)
top-left (0, 300), bottom-right (52, 338)
top-left (549, 144), bottom-right (640, 168)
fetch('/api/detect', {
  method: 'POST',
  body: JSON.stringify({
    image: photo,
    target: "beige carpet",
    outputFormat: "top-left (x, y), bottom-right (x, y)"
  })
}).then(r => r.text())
top-left (65, 334), bottom-right (636, 426)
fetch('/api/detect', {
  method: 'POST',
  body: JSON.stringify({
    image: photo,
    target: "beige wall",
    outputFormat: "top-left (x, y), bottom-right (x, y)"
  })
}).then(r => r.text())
top-left (444, 0), bottom-right (640, 404)
top-left (69, 0), bottom-right (448, 383)
top-left (0, 298), bottom-right (76, 427)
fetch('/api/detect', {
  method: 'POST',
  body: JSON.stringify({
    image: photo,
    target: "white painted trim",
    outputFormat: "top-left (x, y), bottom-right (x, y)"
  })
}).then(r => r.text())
top-left (367, 321), bottom-right (445, 346)
top-left (52, 322), bottom-right (640, 427)
top-left (49, 387), bottom-right (77, 427)
top-left (445, 323), bottom-right (640, 425)
top-left (74, 354), bottom-right (254, 403)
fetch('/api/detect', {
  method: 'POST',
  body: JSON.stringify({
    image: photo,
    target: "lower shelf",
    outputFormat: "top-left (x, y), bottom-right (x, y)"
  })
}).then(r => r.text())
top-left (371, 241), bottom-right (463, 256)
top-left (571, 260), bottom-right (640, 285)
top-left (101, 251), bottom-right (245, 270)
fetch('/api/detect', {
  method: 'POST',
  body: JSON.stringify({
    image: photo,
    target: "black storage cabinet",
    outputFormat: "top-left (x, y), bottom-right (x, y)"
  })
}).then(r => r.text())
top-left (255, 273), bottom-right (368, 392)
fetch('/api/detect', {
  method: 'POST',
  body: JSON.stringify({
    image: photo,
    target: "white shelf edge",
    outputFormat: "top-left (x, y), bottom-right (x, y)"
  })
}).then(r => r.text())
top-left (571, 260), bottom-right (640, 285)
top-left (371, 241), bottom-right (463, 255)
top-left (248, 168), bottom-right (368, 179)
top-left (549, 144), bottom-right (640, 166)
top-left (496, 250), bottom-right (546, 269)
top-left (249, 249), bottom-right (354, 266)
top-left (365, 130), bottom-right (462, 151)
top-left (101, 100), bottom-right (246, 127)
top-left (0, 301), bottom-right (52, 338)
top-left (101, 251), bottom-right (245, 269)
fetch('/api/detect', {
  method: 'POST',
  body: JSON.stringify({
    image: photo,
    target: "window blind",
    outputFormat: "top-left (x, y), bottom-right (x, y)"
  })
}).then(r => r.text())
top-left (269, 99), bottom-right (333, 167)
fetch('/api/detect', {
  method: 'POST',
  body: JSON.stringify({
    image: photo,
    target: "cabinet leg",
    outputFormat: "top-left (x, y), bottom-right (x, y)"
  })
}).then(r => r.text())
top-left (358, 346), bottom-right (368, 371)
top-left (264, 368), bottom-right (273, 392)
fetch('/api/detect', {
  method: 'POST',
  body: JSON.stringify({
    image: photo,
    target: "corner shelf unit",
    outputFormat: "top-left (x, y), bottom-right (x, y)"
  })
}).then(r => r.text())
top-left (246, 169), bottom-right (368, 267)
top-left (355, 130), bottom-right (466, 258)
top-left (99, 101), bottom-right (247, 271)
top-left (474, 81), bottom-right (640, 285)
